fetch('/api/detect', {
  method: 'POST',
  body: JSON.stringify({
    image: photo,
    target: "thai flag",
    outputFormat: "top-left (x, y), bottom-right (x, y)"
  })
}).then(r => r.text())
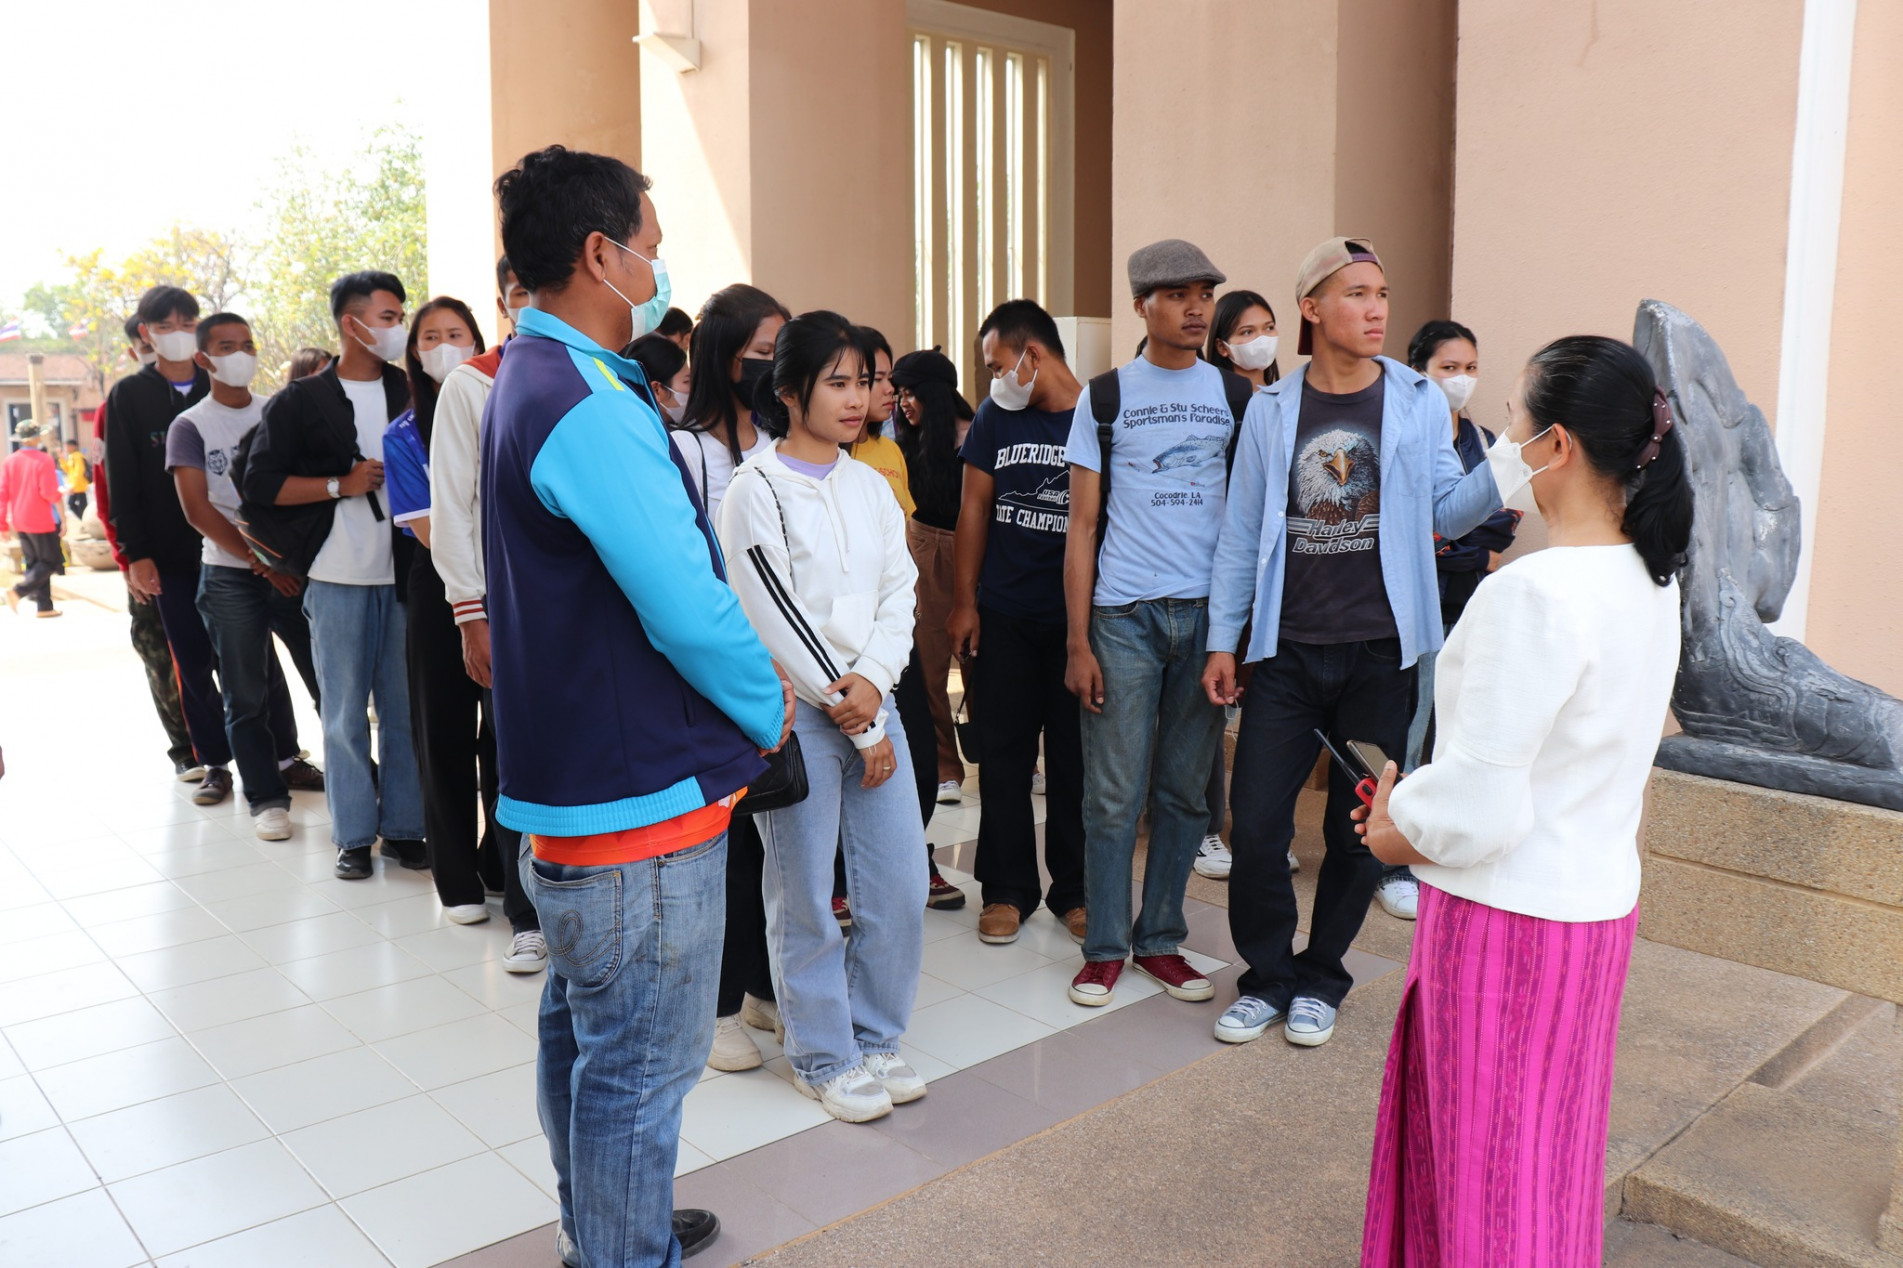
top-left (0, 320), bottom-right (21, 342)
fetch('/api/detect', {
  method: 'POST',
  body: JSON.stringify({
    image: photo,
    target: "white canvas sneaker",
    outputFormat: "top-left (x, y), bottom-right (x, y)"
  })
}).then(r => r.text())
top-left (796, 1064), bottom-right (893, 1122)
top-left (863, 1051), bottom-right (927, 1103)
top-left (1192, 834), bottom-right (1233, 878)
top-left (503, 929), bottom-right (547, 973)
top-left (254, 807), bottom-right (292, 841)
top-left (707, 1014), bottom-right (763, 1072)
top-left (444, 904), bottom-right (490, 925)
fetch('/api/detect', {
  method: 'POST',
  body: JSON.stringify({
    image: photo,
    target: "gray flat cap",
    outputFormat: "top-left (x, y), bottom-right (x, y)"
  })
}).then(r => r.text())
top-left (1127, 239), bottom-right (1226, 297)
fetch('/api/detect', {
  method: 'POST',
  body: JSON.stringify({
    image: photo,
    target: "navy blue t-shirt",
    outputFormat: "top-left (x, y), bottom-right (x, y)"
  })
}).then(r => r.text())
top-left (960, 398), bottom-right (1071, 624)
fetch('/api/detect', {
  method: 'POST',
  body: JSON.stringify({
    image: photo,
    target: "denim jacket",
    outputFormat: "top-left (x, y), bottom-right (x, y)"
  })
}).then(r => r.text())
top-left (1206, 357), bottom-right (1503, 669)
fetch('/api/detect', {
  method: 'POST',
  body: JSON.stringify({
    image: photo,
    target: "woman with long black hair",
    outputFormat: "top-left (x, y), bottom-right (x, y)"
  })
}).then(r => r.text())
top-left (672, 283), bottom-right (790, 522)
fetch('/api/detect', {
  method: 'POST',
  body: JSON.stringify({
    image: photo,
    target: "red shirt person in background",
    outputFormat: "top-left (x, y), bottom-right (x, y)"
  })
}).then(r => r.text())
top-left (2, 419), bottom-right (65, 617)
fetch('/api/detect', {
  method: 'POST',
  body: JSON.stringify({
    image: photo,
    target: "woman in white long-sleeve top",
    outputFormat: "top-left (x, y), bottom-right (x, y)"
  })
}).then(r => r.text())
top-left (717, 310), bottom-right (928, 1125)
top-left (1352, 335), bottom-right (1693, 1267)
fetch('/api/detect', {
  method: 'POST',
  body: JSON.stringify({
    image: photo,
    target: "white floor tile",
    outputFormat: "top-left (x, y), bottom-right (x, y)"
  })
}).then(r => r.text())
top-left (0, 874), bottom-right (51, 913)
top-left (0, 1036), bottom-right (20, 1080)
top-left (0, 1126), bottom-right (101, 1217)
top-left (109, 1138), bottom-right (329, 1257)
top-left (0, 961), bottom-right (138, 1029)
top-left (1181, 947), bottom-right (1230, 976)
top-left (973, 957), bottom-right (1161, 1030)
top-left (3, 995), bottom-right (177, 1070)
top-left (116, 818), bottom-right (244, 855)
top-left (498, 1135), bottom-right (560, 1197)
top-left (204, 887), bottom-right (342, 935)
top-left (919, 933), bottom-right (1057, 991)
top-left (239, 911), bottom-right (383, 965)
top-left (187, 1004), bottom-right (361, 1081)
top-left (499, 1001), bottom-right (541, 1037)
top-left (909, 972), bottom-right (964, 1011)
top-left (150, 966), bottom-right (308, 1032)
top-left (275, 941), bottom-right (434, 1003)
top-left (230, 1046), bottom-right (420, 1135)
top-left (116, 935), bottom-right (269, 993)
top-left (34, 856), bottom-right (168, 901)
top-left (390, 924), bottom-right (500, 972)
top-left (438, 958), bottom-right (548, 1010)
top-left (679, 1067), bottom-right (832, 1161)
top-left (672, 1139), bottom-right (714, 1178)
top-left (0, 1073), bottom-right (60, 1141)
top-left (172, 861), bottom-right (302, 906)
top-left (0, 1188), bottom-right (148, 1268)
top-left (1011, 910), bottom-right (1092, 961)
top-left (0, 930), bottom-right (107, 986)
top-left (428, 1062), bottom-right (541, 1148)
top-left (375, 1014), bottom-right (537, 1090)
top-left (86, 905), bottom-right (229, 958)
top-left (0, 901), bottom-right (77, 945)
top-left (348, 894), bottom-right (451, 939)
top-left (283, 1094), bottom-right (487, 1199)
top-left (66, 1084), bottom-right (271, 1183)
top-left (323, 977), bottom-right (487, 1044)
top-left (341, 1152), bottom-right (556, 1268)
top-left (902, 992), bottom-right (1058, 1069)
top-left (61, 879), bottom-right (195, 927)
top-left (145, 840), bottom-right (270, 880)
top-left (314, 869), bottom-right (438, 910)
top-left (152, 1203), bottom-right (390, 1268)
top-left (36, 1035), bottom-right (221, 1122)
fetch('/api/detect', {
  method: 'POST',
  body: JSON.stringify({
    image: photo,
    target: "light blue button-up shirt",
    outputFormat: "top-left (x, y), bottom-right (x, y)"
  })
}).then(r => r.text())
top-left (1207, 356), bottom-right (1504, 669)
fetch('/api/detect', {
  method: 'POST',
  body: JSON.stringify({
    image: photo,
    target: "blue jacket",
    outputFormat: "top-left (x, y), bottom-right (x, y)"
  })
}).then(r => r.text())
top-left (1207, 357), bottom-right (1504, 669)
top-left (482, 307), bottom-right (784, 836)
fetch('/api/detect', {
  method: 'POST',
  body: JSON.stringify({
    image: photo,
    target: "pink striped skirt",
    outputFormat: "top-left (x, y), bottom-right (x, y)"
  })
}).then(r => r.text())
top-left (1360, 883), bottom-right (1638, 1267)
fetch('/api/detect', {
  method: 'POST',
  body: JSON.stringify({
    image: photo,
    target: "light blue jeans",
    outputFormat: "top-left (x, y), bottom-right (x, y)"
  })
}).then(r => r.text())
top-left (526, 831), bottom-right (727, 1268)
top-left (1081, 599), bottom-right (1225, 962)
top-left (302, 580), bottom-right (423, 848)
top-left (760, 698), bottom-right (927, 1085)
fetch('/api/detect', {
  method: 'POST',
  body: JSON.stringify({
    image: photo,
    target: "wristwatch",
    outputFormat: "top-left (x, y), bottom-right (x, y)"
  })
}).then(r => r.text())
top-left (326, 477), bottom-right (341, 499)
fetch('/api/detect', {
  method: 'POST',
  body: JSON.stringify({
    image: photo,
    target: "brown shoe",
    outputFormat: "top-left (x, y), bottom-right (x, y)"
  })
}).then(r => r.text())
top-left (976, 903), bottom-right (1021, 945)
top-left (1062, 907), bottom-right (1087, 946)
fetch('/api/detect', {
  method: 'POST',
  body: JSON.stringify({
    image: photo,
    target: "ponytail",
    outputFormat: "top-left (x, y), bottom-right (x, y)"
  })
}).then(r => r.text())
top-left (1522, 335), bottom-right (1693, 587)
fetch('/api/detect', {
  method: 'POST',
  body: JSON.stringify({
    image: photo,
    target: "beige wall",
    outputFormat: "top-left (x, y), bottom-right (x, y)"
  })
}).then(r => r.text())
top-left (1805, 0), bottom-right (1903, 695)
top-left (492, 0), bottom-right (643, 178)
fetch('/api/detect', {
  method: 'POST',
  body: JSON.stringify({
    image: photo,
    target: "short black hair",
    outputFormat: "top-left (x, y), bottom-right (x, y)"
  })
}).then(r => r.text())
top-left (136, 285), bottom-right (199, 327)
top-left (495, 256), bottom-right (515, 298)
top-left (329, 271), bottom-right (407, 322)
top-left (658, 307), bottom-right (693, 339)
top-left (626, 333), bottom-right (687, 388)
top-left (495, 145), bottom-right (652, 294)
top-left (122, 314), bottom-right (144, 344)
top-left (195, 313), bottom-right (250, 352)
top-left (1407, 319), bottom-right (1479, 371)
top-left (977, 299), bottom-right (1065, 360)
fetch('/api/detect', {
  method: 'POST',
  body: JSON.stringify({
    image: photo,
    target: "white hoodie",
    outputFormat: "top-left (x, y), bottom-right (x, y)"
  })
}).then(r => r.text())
top-left (718, 445), bottom-right (918, 749)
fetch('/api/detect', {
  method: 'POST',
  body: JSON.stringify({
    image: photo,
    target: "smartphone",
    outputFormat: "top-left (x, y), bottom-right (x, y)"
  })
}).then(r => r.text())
top-left (1345, 740), bottom-right (1392, 780)
top-left (1313, 730), bottom-right (1379, 807)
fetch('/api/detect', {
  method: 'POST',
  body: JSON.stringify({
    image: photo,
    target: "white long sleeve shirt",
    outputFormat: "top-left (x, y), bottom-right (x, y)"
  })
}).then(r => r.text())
top-left (717, 446), bottom-right (918, 749)
top-left (428, 357), bottom-right (497, 625)
top-left (1390, 544), bottom-right (1681, 922)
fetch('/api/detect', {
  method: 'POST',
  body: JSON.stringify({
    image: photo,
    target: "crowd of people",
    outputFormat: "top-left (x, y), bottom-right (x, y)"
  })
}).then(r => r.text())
top-left (10, 141), bottom-right (1694, 1267)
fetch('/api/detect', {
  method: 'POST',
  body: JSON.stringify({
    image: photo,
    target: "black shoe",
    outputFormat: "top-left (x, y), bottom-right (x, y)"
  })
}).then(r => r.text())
top-left (334, 846), bottom-right (373, 879)
top-left (380, 838), bottom-right (430, 870)
top-left (282, 758), bottom-right (326, 792)
top-left (926, 864), bottom-right (967, 910)
top-left (675, 1208), bottom-right (720, 1259)
top-left (192, 767), bottom-right (234, 806)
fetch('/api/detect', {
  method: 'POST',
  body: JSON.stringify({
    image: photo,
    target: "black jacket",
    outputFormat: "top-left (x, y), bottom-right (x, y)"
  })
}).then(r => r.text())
top-left (103, 365), bottom-right (211, 573)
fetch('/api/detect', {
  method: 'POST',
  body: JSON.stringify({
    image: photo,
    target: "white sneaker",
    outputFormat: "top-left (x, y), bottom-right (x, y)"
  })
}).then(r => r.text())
top-left (740, 993), bottom-right (782, 1040)
top-left (708, 1014), bottom-right (763, 1071)
top-left (1289, 849), bottom-right (1302, 874)
top-left (254, 807), bottom-right (292, 841)
top-left (936, 780), bottom-right (962, 805)
top-left (502, 929), bottom-right (547, 973)
top-left (1192, 834), bottom-right (1233, 879)
top-left (1286, 996), bottom-right (1338, 1047)
top-left (863, 1051), bottom-right (927, 1104)
top-left (444, 904), bottom-right (490, 925)
top-left (1376, 871), bottom-right (1420, 920)
top-left (1031, 770), bottom-right (1047, 796)
top-left (795, 1064), bottom-right (893, 1122)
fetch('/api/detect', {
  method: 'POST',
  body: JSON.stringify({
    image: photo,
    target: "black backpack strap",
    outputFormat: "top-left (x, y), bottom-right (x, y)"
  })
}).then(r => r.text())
top-left (1219, 368), bottom-right (1252, 472)
top-left (1088, 369), bottom-right (1121, 550)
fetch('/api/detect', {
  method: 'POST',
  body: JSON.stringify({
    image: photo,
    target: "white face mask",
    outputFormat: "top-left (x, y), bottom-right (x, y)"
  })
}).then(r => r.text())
top-left (136, 349), bottom-right (158, 367)
top-left (1434, 373), bottom-right (1477, 412)
top-left (149, 329), bottom-right (197, 363)
top-left (1486, 424), bottom-right (1556, 514)
top-left (351, 316), bottom-right (409, 363)
top-left (419, 342), bottom-right (474, 383)
top-left (660, 397), bottom-right (685, 425)
top-left (208, 351), bottom-right (257, 389)
top-left (988, 348), bottom-right (1037, 411)
top-left (1225, 334), bottom-right (1278, 372)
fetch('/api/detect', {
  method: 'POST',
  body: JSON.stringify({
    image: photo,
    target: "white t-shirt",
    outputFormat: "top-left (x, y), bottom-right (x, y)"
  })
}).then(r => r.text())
top-left (670, 426), bottom-right (772, 524)
top-left (164, 395), bottom-right (263, 571)
top-left (309, 375), bottom-right (396, 586)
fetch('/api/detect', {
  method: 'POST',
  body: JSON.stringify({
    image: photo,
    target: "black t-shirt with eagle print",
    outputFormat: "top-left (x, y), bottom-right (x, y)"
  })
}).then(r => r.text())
top-left (1278, 376), bottom-right (1399, 644)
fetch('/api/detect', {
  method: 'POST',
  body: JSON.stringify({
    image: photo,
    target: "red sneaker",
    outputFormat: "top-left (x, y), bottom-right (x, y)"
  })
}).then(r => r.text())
top-left (1131, 953), bottom-right (1215, 1002)
top-left (926, 865), bottom-right (967, 910)
top-left (1068, 959), bottom-right (1123, 1007)
top-left (832, 896), bottom-right (853, 930)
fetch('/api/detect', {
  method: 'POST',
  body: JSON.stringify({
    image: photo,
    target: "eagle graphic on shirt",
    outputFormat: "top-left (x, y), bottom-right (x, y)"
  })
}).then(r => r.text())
top-left (1293, 427), bottom-right (1380, 526)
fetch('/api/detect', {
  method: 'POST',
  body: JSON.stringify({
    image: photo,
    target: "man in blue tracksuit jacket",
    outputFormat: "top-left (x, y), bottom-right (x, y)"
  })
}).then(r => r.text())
top-left (483, 145), bottom-right (791, 1268)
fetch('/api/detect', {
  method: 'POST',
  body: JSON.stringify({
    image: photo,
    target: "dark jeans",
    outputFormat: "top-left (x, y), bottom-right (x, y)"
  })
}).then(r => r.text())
top-left (195, 566), bottom-right (311, 812)
top-left (156, 569), bottom-right (297, 771)
top-left (406, 548), bottom-right (534, 931)
top-left (1228, 637), bottom-right (1415, 1009)
top-left (972, 608), bottom-right (1084, 917)
top-left (67, 492), bottom-right (88, 521)
top-left (718, 813), bottom-right (774, 1016)
top-left (12, 531), bottom-right (62, 612)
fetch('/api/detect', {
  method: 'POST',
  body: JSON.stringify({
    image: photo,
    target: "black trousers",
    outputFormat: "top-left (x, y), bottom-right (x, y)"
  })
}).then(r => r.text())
top-left (1228, 638), bottom-right (1415, 1009)
top-left (155, 571), bottom-right (299, 767)
top-left (12, 531), bottom-right (62, 612)
top-left (972, 608), bottom-right (1085, 916)
top-left (718, 812), bottom-right (774, 1015)
top-left (405, 547), bottom-right (535, 932)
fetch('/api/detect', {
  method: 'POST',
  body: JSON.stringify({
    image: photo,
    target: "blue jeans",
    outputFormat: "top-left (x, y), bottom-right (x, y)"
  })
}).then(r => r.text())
top-left (760, 698), bottom-right (926, 1084)
top-left (526, 832), bottom-right (727, 1268)
top-left (196, 566), bottom-right (312, 814)
top-left (302, 580), bottom-right (423, 848)
top-left (1081, 599), bottom-right (1225, 962)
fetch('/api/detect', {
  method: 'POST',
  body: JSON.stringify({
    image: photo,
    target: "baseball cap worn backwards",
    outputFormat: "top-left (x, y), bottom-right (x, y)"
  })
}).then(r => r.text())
top-left (1295, 236), bottom-right (1383, 354)
top-left (1127, 239), bottom-right (1226, 298)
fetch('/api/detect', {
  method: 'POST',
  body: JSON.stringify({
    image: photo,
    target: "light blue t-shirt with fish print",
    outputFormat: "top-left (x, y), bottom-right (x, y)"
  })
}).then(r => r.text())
top-left (1065, 355), bottom-right (1237, 605)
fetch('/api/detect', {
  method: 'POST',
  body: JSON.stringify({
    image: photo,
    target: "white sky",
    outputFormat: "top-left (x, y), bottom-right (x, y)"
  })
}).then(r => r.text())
top-left (0, 0), bottom-right (441, 313)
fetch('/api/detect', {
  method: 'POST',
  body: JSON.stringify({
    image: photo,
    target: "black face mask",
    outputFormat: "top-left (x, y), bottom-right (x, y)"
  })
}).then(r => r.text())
top-left (733, 357), bottom-right (774, 412)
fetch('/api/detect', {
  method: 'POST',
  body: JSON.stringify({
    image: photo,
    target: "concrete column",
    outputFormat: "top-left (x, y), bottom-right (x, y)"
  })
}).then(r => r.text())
top-left (25, 354), bottom-right (48, 438)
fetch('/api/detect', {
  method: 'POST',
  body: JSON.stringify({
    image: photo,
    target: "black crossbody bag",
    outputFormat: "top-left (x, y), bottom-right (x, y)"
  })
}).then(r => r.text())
top-left (733, 473), bottom-right (811, 816)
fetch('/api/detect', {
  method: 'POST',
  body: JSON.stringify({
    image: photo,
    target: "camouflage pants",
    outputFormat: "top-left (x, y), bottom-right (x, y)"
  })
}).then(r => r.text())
top-left (130, 589), bottom-right (196, 766)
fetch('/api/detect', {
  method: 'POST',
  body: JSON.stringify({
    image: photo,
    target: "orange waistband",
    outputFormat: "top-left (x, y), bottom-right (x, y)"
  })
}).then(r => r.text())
top-left (531, 791), bottom-right (744, 867)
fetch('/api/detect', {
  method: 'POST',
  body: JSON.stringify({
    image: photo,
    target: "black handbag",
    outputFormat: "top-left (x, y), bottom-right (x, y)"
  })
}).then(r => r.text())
top-left (737, 730), bottom-right (808, 815)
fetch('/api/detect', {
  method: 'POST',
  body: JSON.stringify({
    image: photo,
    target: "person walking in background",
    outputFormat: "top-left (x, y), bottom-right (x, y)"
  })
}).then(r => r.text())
top-left (169, 313), bottom-right (324, 842)
top-left (952, 299), bottom-right (1087, 948)
top-left (888, 348), bottom-right (974, 805)
top-left (673, 283), bottom-right (788, 512)
top-left (60, 438), bottom-right (90, 521)
top-left (241, 270), bottom-right (425, 881)
top-left (1355, 335), bottom-right (1691, 1266)
top-left (486, 145), bottom-right (784, 1266)
top-left (2, 420), bottom-right (66, 618)
top-left (1202, 239), bottom-right (1504, 1050)
top-left (720, 310), bottom-right (927, 1125)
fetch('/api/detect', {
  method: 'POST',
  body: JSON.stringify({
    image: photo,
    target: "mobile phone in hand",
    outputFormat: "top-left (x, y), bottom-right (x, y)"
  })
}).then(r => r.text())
top-left (1345, 740), bottom-right (1392, 779)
